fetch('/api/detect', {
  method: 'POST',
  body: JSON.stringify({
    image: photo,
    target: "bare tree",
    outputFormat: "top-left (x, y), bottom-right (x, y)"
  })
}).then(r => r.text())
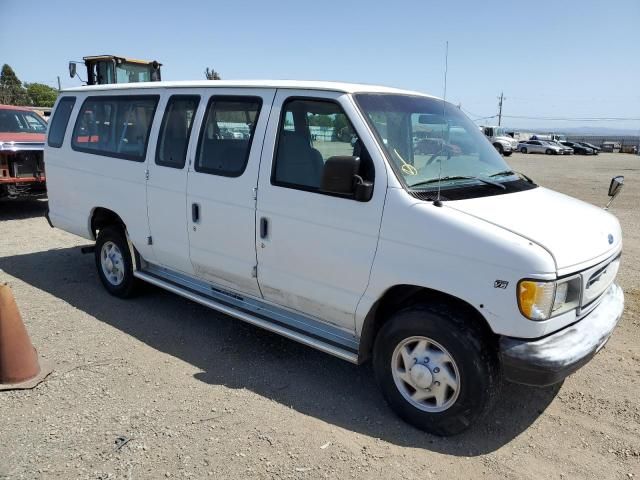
top-left (205, 67), bottom-right (221, 80)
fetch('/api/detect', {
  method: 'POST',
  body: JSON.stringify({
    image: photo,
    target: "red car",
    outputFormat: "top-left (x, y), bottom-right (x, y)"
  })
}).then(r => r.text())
top-left (0, 104), bottom-right (47, 199)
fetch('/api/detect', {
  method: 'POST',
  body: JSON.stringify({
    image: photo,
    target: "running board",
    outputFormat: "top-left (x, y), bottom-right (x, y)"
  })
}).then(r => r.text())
top-left (133, 270), bottom-right (359, 363)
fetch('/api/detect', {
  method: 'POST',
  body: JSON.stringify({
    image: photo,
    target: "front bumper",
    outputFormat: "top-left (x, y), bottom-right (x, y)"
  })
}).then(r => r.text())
top-left (499, 283), bottom-right (624, 386)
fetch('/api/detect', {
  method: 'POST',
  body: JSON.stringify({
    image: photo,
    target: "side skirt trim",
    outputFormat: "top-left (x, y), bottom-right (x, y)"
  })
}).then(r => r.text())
top-left (133, 269), bottom-right (359, 364)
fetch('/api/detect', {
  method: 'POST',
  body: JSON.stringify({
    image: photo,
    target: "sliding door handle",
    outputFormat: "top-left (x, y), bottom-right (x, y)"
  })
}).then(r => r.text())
top-left (259, 217), bottom-right (268, 239)
top-left (192, 203), bottom-right (200, 223)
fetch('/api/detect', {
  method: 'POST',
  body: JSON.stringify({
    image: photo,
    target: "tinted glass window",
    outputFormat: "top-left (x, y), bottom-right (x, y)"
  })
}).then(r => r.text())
top-left (47, 97), bottom-right (76, 148)
top-left (0, 109), bottom-right (47, 134)
top-left (156, 95), bottom-right (199, 169)
top-left (71, 95), bottom-right (159, 161)
top-left (273, 99), bottom-right (362, 191)
top-left (195, 97), bottom-right (261, 177)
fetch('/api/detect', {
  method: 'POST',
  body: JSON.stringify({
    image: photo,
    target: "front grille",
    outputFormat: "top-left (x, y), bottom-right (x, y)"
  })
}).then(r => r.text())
top-left (6, 151), bottom-right (45, 179)
top-left (579, 255), bottom-right (620, 314)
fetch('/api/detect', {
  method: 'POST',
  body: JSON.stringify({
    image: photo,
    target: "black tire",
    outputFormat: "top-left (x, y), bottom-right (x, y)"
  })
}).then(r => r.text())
top-left (545, 149), bottom-right (553, 155)
top-left (493, 143), bottom-right (504, 155)
top-left (373, 304), bottom-right (500, 436)
top-left (94, 225), bottom-right (140, 298)
top-left (520, 147), bottom-right (527, 154)
top-left (503, 151), bottom-right (512, 157)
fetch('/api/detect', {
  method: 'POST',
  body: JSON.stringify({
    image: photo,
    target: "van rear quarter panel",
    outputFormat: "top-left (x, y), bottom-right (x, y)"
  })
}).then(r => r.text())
top-left (45, 92), bottom-right (157, 261)
top-left (356, 187), bottom-right (560, 339)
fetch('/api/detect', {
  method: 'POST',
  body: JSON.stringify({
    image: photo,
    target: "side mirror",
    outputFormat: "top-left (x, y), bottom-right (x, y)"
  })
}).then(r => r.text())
top-left (321, 156), bottom-right (373, 202)
top-left (69, 62), bottom-right (76, 78)
top-left (605, 175), bottom-right (624, 210)
top-left (608, 175), bottom-right (624, 197)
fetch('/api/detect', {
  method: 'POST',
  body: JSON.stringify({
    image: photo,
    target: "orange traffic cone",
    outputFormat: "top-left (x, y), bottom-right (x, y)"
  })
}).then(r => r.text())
top-left (0, 283), bottom-right (51, 390)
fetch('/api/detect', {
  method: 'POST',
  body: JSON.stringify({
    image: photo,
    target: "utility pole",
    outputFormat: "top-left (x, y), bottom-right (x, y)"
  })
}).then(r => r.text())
top-left (57, 76), bottom-right (61, 91)
top-left (497, 92), bottom-right (505, 126)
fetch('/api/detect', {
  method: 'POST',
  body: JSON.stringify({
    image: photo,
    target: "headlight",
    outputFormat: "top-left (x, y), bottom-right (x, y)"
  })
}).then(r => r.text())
top-left (517, 276), bottom-right (581, 320)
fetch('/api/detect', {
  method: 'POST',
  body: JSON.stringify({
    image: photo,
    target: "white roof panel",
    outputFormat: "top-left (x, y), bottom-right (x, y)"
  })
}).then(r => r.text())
top-left (63, 79), bottom-right (439, 99)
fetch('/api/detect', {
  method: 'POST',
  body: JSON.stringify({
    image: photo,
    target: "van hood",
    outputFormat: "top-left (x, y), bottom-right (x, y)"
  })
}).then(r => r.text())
top-left (446, 186), bottom-right (621, 272)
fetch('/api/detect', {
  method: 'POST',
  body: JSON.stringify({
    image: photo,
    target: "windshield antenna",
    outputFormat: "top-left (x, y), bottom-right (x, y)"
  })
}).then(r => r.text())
top-left (434, 41), bottom-right (448, 207)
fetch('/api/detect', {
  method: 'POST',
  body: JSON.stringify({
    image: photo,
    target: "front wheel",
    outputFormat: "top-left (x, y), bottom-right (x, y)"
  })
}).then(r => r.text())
top-left (545, 149), bottom-right (553, 155)
top-left (95, 225), bottom-right (140, 298)
top-left (504, 151), bottom-right (512, 157)
top-left (520, 147), bottom-right (528, 154)
top-left (493, 143), bottom-right (504, 155)
top-left (373, 305), bottom-right (500, 436)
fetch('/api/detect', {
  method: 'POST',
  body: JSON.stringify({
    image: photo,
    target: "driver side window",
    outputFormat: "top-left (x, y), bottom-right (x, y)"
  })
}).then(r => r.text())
top-left (272, 98), bottom-right (373, 192)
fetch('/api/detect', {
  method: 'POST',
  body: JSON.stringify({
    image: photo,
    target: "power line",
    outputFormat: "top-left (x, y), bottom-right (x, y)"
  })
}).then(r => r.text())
top-left (459, 107), bottom-right (497, 122)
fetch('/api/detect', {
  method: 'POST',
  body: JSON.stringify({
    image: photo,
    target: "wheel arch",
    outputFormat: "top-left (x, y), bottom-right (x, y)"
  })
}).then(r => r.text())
top-left (90, 206), bottom-right (141, 271)
top-left (90, 207), bottom-right (126, 240)
top-left (358, 284), bottom-right (496, 363)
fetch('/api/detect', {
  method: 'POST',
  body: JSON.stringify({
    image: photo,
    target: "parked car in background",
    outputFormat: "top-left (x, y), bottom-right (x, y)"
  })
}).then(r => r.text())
top-left (548, 140), bottom-right (573, 155)
top-left (518, 140), bottom-right (564, 155)
top-left (0, 104), bottom-right (47, 199)
top-left (577, 142), bottom-right (600, 154)
top-left (561, 141), bottom-right (594, 155)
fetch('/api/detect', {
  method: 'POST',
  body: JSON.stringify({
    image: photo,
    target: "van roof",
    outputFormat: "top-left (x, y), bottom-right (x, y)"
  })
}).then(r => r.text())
top-left (62, 79), bottom-right (437, 98)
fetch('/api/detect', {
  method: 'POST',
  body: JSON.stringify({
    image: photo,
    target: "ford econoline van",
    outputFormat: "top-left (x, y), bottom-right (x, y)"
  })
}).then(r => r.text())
top-left (44, 81), bottom-right (624, 435)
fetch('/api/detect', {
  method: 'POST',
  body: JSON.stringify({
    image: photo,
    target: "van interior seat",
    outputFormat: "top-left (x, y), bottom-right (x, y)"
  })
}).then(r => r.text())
top-left (276, 131), bottom-right (324, 188)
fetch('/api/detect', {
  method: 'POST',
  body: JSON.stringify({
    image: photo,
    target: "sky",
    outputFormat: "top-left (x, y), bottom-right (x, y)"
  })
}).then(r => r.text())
top-left (1, 0), bottom-right (639, 132)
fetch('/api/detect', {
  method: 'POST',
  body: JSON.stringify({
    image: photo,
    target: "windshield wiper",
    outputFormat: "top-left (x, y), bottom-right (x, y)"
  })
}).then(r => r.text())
top-left (489, 170), bottom-right (515, 177)
top-left (490, 170), bottom-right (535, 183)
top-left (410, 175), bottom-right (506, 190)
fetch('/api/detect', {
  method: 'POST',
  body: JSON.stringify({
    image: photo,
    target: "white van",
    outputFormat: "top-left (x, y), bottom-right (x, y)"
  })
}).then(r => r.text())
top-left (44, 81), bottom-right (624, 435)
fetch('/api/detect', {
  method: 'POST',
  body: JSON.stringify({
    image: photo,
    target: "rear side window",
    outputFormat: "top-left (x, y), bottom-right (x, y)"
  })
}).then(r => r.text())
top-left (47, 97), bottom-right (76, 148)
top-left (195, 96), bottom-right (261, 177)
top-left (71, 95), bottom-right (159, 161)
top-left (156, 95), bottom-right (200, 169)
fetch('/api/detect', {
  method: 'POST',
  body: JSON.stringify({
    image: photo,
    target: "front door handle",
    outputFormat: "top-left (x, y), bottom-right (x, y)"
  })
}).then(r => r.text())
top-left (260, 217), bottom-right (268, 239)
top-left (192, 203), bottom-right (200, 223)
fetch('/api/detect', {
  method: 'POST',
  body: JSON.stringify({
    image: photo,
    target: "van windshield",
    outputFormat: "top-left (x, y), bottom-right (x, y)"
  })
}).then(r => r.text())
top-left (355, 94), bottom-right (517, 190)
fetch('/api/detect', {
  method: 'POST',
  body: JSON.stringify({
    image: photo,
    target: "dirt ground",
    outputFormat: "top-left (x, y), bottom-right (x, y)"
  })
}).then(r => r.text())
top-left (0, 152), bottom-right (638, 480)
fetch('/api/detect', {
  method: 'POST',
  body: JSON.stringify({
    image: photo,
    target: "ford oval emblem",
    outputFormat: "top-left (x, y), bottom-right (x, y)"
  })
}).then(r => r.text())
top-left (608, 234), bottom-right (614, 245)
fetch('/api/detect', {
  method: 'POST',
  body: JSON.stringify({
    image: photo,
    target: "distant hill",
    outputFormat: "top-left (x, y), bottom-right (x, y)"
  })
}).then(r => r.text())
top-left (513, 126), bottom-right (639, 136)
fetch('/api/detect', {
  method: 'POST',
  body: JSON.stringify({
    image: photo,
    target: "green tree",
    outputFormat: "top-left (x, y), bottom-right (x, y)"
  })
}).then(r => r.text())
top-left (205, 67), bottom-right (221, 80)
top-left (307, 114), bottom-right (332, 127)
top-left (25, 82), bottom-right (58, 107)
top-left (0, 64), bottom-right (29, 105)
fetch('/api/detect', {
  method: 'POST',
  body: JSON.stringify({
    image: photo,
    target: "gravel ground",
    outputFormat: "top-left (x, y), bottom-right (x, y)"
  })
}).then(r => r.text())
top-left (0, 152), bottom-right (638, 480)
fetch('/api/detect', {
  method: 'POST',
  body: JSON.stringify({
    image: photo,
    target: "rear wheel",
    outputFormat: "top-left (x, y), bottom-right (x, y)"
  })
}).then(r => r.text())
top-left (373, 304), bottom-right (500, 436)
top-left (95, 225), bottom-right (140, 298)
top-left (520, 147), bottom-right (528, 154)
